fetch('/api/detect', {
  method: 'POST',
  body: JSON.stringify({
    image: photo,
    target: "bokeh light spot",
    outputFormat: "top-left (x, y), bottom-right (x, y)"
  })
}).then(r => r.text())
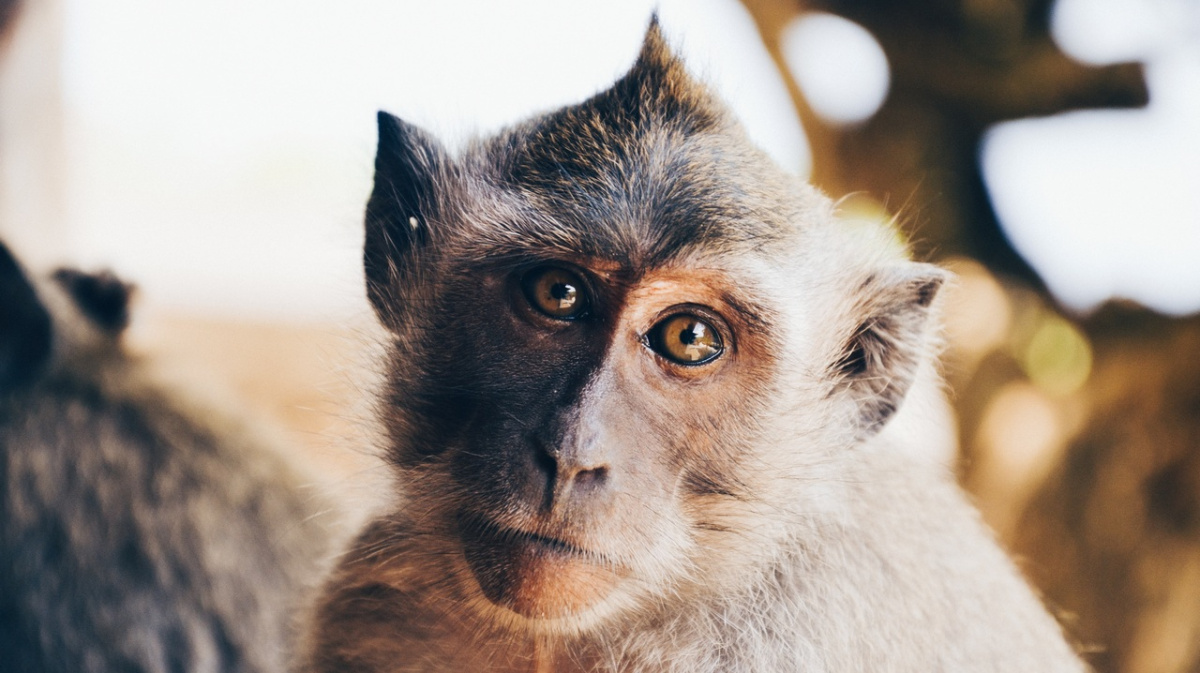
top-left (781, 12), bottom-right (890, 125)
top-left (1021, 314), bottom-right (1093, 397)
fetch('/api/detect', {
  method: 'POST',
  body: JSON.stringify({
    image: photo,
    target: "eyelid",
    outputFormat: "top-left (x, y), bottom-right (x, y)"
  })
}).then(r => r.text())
top-left (645, 304), bottom-right (734, 348)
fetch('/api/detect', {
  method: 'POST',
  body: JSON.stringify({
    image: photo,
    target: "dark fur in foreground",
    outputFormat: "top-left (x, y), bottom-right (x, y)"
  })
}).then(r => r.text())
top-left (0, 241), bottom-right (333, 673)
top-left (302, 21), bottom-right (1084, 672)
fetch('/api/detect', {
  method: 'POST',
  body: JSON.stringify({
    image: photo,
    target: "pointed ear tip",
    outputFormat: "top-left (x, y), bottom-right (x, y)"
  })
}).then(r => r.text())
top-left (911, 265), bottom-right (950, 307)
top-left (0, 240), bottom-right (28, 283)
top-left (376, 109), bottom-right (400, 132)
top-left (871, 264), bottom-right (949, 308)
top-left (917, 264), bottom-right (950, 283)
top-left (375, 110), bottom-right (417, 153)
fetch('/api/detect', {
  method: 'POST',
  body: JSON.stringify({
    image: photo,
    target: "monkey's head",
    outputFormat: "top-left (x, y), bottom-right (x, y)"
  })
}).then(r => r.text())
top-left (0, 240), bottom-right (134, 396)
top-left (364, 22), bottom-right (946, 634)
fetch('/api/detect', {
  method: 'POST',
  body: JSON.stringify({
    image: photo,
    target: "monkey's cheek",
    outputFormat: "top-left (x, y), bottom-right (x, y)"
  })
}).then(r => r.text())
top-left (460, 534), bottom-right (625, 620)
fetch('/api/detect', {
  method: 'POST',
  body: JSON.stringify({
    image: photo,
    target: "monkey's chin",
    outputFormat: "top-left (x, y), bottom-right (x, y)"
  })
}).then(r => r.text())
top-left (459, 522), bottom-right (626, 622)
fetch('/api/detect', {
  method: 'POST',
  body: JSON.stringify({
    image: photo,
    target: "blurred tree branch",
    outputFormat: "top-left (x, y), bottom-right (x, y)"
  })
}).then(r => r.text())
top-left (741, 0), bottom-right (1147, 290)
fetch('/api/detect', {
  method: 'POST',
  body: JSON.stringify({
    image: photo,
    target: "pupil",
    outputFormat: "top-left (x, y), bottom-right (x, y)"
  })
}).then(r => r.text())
top-left (550, 283), bottom-right (573, 301)
top-left (678, 326), bottom-right (697, 345)
top-left (523, 268), bottom-right (587, 319)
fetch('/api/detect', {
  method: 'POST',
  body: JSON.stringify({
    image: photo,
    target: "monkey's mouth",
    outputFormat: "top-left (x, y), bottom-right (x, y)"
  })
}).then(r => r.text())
top-left (456, 512), bottom-right (626, 620)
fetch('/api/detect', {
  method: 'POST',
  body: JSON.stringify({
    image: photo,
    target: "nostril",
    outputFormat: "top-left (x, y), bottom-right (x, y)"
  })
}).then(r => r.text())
top-left (534, 446), bottom-right (558, 483)
top-left (532, 446), bottom-right (559, 512)
top-left (573, 465), bottom-right (609, 490)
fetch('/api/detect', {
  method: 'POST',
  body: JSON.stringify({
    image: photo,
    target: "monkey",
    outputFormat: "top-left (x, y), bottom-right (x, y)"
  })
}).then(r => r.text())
top-left (300, 21), bottom-right (1086, 673)
top-left (0, 239), bottom-right (338, 673)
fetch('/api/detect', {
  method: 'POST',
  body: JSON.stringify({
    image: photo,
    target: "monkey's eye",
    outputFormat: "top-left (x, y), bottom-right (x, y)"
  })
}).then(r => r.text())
top-left (649, 314), bottom-right (724, 365)
top-left (521, 267), bottom-right (589, 320)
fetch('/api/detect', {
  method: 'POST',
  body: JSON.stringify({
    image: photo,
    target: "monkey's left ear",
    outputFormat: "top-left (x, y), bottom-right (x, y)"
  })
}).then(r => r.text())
top-left (0, 241), bottom-right (53, 393)
top-left (832, 264), bottom-right (948, 436)
top-left (364, 111), bottom-right (451, 330)
top-left (52, 268), bottom-right (133, 334)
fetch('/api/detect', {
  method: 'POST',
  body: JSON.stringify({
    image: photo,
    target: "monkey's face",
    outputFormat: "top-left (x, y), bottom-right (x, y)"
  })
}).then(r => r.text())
top-left (386, 251), bottom-right (780, 628)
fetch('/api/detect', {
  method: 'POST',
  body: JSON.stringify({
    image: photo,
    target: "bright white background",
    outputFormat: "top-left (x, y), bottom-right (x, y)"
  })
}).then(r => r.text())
top-left (1, 0), bottom-right (1197, 322)
top-left (983, 0), bottom-right (1200, 315)
top-left (45, 0), bottom-right (803, 323)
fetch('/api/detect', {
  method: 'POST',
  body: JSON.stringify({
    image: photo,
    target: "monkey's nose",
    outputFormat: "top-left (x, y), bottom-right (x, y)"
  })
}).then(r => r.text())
top-left (562, 461), bottom-right (610, 490)
top-left (533, 441), bottom-right (611, 510)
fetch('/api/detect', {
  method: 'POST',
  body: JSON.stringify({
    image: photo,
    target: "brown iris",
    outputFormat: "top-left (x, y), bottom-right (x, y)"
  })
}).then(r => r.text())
top-left (522, 267), bottom-right (588, 320)
top-left (650, 314), bottom-right (724, 365)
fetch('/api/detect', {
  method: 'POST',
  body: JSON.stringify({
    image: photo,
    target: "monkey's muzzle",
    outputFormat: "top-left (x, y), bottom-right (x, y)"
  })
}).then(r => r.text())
top-left (457, 513), bottom-right (627, 620)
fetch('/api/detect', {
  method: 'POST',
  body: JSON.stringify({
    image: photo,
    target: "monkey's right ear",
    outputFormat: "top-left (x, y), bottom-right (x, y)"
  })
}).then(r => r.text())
top-left (364, 111), bottom-right (450, 328)
top-left (0, 241), bottom-right (53, 393)
top-left (832, 264), bottom-right (948, 437)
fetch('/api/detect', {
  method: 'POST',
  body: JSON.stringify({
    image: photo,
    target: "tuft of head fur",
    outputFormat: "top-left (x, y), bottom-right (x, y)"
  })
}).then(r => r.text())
top-left (303, 18), bottom-right (1084, 673)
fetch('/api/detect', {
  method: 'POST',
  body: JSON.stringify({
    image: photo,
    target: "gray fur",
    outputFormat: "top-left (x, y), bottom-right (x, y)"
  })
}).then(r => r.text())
top-left (0, 247), bottom-right (336, 673)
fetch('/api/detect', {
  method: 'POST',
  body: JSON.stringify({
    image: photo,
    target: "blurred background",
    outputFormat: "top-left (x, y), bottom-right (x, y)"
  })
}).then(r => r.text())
top-left (1, 0), bottom-right (1198, 670)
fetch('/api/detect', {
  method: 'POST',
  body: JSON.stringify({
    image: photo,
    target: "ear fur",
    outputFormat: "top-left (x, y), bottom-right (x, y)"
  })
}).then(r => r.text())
top-left (833, 264), bottom-right (947, 436)
top-left (0, 241), bottom-right (52, 392)
top-left (364, 111), bottom-right (451, 330)
top-left (52, 268), bottom-right (133, 334)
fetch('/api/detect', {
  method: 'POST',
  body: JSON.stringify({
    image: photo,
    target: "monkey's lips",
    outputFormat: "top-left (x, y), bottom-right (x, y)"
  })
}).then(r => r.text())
top-left (457, 513), bottom-right (626, 619)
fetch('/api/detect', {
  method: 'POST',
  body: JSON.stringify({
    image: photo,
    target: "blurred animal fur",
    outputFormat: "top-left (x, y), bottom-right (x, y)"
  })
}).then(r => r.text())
top-left (0, 241), bottom-right (335, 673)
top-left (300, 21), bottom-right (1084, 672)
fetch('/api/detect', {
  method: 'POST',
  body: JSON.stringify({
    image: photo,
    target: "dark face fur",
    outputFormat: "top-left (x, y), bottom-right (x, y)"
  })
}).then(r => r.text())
top-left (363, 22), bottom-right (943, 630)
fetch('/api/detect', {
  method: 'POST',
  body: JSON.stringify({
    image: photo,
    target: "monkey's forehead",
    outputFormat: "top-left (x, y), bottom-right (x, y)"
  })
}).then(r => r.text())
top-left (445, 184), bottom-right (800, 275)
top-left (453, 130), bottom-right (807, 269)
